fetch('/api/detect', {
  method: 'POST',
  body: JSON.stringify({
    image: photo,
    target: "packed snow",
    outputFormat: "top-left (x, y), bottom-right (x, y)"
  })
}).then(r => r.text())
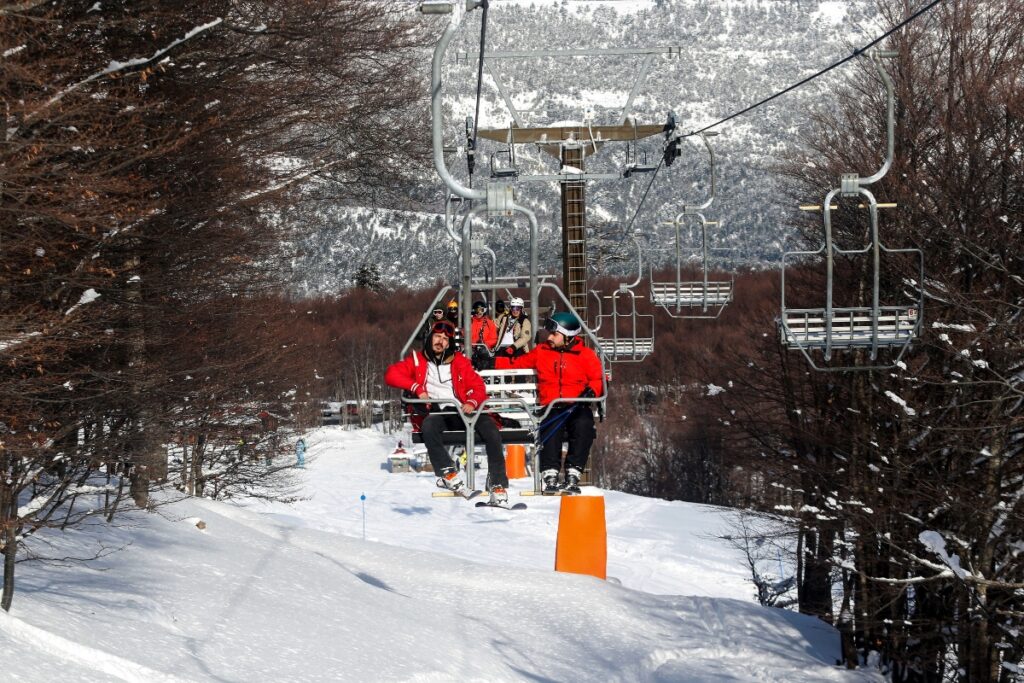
top-left (1, 427), bottom-right (883, 682)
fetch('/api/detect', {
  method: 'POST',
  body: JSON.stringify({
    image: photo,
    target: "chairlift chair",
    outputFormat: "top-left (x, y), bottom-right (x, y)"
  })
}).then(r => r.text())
top-left (623, 118), bottom-right (659, 178)
top-left (778, 49), bottom-right (924, 371)
top-left (588, 235), bottom-right (654, 362)
top-left (779, 191), bottom-right (924, 370)
top-left (649, 213), bottom-right (734, 319)
top-left (489, 124), bottom-right (519, 179)
top-left (648, 130), bottom-right (733, 317)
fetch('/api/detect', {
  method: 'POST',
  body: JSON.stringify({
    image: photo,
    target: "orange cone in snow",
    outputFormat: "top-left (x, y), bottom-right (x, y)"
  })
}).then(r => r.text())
top-left (505, 445), bottom-right (527, 479)
top-left (554, 494), bottom-right (606, 580)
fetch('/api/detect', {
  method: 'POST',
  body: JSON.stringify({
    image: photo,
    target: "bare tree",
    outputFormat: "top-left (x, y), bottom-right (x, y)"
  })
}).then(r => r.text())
top-left (1, 0), bottom-right (432, 609)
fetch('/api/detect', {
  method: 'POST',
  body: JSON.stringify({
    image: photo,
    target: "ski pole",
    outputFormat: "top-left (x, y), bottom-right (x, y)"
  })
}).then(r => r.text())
top-left (536, 404), bottom-right (578, 448)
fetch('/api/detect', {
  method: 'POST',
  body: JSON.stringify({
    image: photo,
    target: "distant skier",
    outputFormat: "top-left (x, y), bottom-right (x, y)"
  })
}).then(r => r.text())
top-left (493, 296), bottom-right (532, 369)
top-left (420, 307), bottom-right (445, 345)
top-left (511, 312), bottom-right (603, 493)
top-left (469, 300), bottom-right (498, 370)
top-left (443, 299), bottom-right (465, 353)
top-left (295, 438), bottom-right (306, 468)
top-left (384, 319), bottom-right (508, 503)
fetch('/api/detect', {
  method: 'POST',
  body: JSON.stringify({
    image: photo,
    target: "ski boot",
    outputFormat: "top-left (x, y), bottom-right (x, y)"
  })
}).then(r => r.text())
top-left (488, 485), bottom-right (509, 505)
top-left (561, 467), bottom-right (582, 495)
top-left (541, 469), bottom-right (561, 494)
top-left (436, 466), bottom-right (465, 493)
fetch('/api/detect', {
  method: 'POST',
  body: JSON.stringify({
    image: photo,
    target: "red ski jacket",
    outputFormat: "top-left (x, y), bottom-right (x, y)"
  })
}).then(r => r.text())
top-left (470, 315), bottom-right (498, 350)
top-left (384, 350), bottom-right (489, 411)
top-left (511, 340), bottom-right (603, 407)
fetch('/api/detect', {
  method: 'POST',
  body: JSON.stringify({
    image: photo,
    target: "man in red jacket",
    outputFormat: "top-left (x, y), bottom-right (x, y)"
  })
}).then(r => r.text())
top-left (384, 320), bottom-right (508, 502)
top-left (512, 312), bottom-right (603, 494)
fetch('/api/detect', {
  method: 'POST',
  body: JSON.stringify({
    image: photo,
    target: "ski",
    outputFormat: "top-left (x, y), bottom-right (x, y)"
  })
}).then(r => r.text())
top-left (431, 489), bottom-right (483, 500)
top-left (475, 500), bottom-right (528, 511)
top-left (520, 490), bottom-right (570, 497)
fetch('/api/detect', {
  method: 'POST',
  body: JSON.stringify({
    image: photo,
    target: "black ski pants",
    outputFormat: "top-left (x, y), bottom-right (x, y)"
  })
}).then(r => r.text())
top-left (421, 412), bottom-right (508, 488)
top-left (538, 404), bottom-right (595, 474)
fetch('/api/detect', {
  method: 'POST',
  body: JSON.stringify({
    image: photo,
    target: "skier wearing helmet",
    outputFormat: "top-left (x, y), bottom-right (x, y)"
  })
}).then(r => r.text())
top-left (443, 299), bottom-right (465, 353)
top-left (511, 311), bottom-right (602, 494)
top-left (469, 300), bottom-right (498, 370)
top-left (419, 306), bottom-right (446, 345)
top-left (493, 296), bottom-right (533, 369)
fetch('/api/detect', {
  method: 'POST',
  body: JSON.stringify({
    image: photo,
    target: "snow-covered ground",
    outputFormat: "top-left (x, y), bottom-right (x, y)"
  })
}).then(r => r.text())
top-left (2, 427), bottom-right (881, 682)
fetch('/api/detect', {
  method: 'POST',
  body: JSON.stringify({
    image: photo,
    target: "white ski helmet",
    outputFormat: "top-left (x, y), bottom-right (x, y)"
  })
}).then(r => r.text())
top-left (509, 297), bottom-right (525, 308)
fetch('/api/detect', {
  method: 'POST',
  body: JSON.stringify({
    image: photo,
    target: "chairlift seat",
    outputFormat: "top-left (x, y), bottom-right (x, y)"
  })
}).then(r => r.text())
top-left (780, 307), bottom-right (919, 348)
top-left (623, 163), bottom-right (657, 178)
top-left (410, 429), bottom-right (533, 445)
top-left (594, 337), bottom-right (655, 360)
top-left (491, 167), bottom-right (519, 179)
top-left (650, 281), bottom-right (733, 307)
top-left (408, 368), bottom-right (539, 445)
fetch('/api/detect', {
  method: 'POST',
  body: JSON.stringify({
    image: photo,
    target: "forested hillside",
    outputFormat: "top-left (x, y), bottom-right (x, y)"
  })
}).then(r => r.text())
top-left (291, 0), bottom-right (879, 293)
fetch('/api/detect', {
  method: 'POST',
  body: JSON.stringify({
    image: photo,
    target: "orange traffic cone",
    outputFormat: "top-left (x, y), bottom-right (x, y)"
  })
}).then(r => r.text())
top-left (554, 494), bottom-right (606, 580)
top-left (505, 445), bottom-right (527, 479)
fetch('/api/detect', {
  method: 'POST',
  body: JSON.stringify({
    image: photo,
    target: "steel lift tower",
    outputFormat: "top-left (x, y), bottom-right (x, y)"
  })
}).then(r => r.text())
top-left (474, 46), bottom-right (679, 322)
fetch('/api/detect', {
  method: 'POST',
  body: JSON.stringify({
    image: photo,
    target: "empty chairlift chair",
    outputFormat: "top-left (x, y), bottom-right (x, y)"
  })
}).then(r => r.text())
top-left (589, 235), bottom-right (654, 362)
top-left (778, 49), bottom-right (924, 371)
top-left (649, 131), bottom-right (732, 318)
top-left (649, 212), bottom-right (734, 319)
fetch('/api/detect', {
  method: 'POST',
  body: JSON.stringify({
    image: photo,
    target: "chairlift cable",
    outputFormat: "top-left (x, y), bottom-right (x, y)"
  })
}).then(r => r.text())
top-left (621, 157), bottom-right (665, 238)
top-left (683, 0), bottom-right (945, 138)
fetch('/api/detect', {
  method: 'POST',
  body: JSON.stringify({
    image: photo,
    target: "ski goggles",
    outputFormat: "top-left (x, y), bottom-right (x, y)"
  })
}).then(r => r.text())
top-left (430, 321), bottom-right (456, 338)
top-left (432, 309), bottom-right (444, 316)
top-left (544, 318), bottom-right (579, 337)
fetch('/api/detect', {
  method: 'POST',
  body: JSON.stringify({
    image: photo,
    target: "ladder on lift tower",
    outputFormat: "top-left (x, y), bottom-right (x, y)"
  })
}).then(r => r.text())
top-left (778, 50), bottom-right (924, 371)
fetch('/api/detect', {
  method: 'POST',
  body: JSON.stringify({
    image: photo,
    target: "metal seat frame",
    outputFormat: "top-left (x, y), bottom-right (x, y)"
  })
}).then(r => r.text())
top-left (489, 124), bottom-right (519, 178)
top-left (648, 131), bottom-right (734, 319)
top-left (589, 235), bottom-right (655, 363)
top-left (779, 50), bottom-right (924, 371)
top-left (650, 212), bottom-right (734, 319)
top-left (623, 118), bottom-right (658, 178)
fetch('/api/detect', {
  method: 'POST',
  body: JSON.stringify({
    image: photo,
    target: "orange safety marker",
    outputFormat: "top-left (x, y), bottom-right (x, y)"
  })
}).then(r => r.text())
top-left (505, 445), bottom-right (527, 479)
top-left (554, 494), bottom-right (606, 580)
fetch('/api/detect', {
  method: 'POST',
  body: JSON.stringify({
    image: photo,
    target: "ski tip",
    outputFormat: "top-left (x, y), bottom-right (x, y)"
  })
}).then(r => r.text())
top-left (432, 489), bottom-right (483, 499)
top-left (474, 501), bottom-right (528, 510)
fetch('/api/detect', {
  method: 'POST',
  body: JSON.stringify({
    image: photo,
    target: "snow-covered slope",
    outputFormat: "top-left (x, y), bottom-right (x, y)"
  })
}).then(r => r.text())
top-left (2, 427), bottom-right (881, 682)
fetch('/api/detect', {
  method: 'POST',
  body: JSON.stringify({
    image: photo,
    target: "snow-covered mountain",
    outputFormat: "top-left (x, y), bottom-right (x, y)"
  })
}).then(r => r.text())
top-left (295, 0), bottom-right (881, 293)
top-left (1, 426), bottom-right (882, 681)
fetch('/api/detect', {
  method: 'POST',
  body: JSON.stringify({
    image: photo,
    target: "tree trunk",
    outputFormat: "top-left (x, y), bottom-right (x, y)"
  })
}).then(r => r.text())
top-left (800, 525), bottom-right (834, 621)
top-left (1, 501), bottom-right (16, 612)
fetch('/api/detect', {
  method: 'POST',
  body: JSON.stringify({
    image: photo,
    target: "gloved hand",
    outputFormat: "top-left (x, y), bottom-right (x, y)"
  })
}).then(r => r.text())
top-left (503, 346), bottom-right (516, 356)
top-left (578, 386), bottom-right (596, 399)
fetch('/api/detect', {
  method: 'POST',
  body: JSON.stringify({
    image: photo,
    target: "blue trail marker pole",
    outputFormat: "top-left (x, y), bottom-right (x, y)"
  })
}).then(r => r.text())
top-left (360, 493), bottom-right (366, 540)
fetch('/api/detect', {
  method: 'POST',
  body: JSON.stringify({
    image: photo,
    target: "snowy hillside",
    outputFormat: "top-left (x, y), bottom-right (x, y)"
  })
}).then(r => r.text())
top-left (295, 0), bottom-right (881, 293)
top-left (2, 427), bottom-right (883, 682)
